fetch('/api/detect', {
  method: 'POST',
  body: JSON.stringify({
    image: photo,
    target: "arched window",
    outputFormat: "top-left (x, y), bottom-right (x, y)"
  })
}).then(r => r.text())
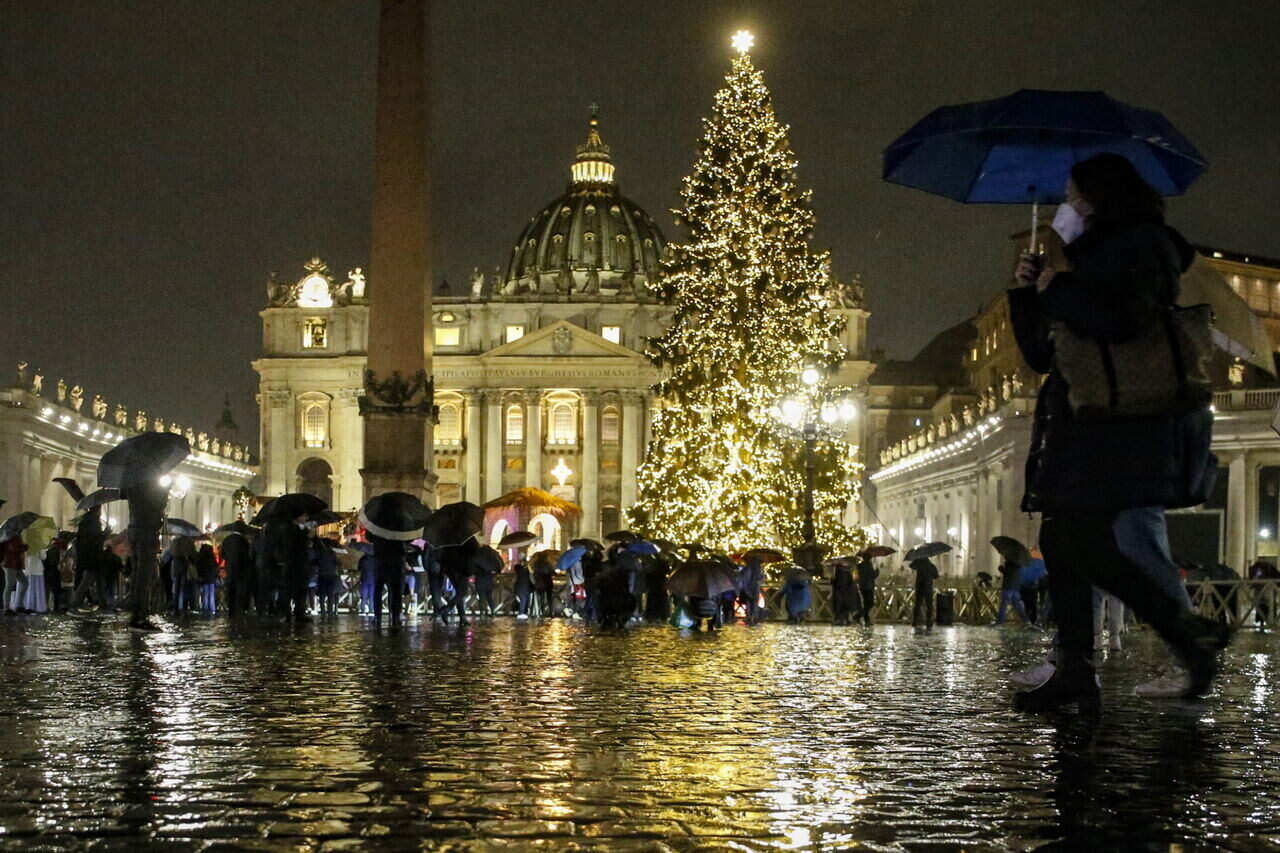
top-left (437, 403), bottom-right (461, 444)
top-left (302, 403), bottom-right (326, 448)
top-left (601, 407), bottom-right (621, 443)
top-left (506, 405), bottom-right (524, 443)
top-left (296, 458), bottom-right (333, 507)
top-left (550, 402), bottom-right (576, 444)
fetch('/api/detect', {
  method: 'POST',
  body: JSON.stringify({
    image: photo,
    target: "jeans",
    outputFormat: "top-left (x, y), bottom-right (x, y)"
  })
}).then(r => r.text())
top-left (3, 568), bottom-right (28, 611)
top-left (1112, 507), bottom-right (1193, 608)
top-left (996, 589), bottom-right (1029, 624)
top-left (1041, 511), bottom-right (1192, 661)
top-left (374, 565), bottom-right (403, 624)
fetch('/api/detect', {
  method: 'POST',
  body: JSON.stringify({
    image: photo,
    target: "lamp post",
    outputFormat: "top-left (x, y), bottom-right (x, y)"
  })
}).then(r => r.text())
top-left (771, 366), bottom-right (858, 572)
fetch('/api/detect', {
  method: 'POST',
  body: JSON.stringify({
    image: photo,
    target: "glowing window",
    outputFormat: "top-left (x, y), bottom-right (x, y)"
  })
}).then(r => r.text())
top-left (601, 325), bottom-right (622, 344)
top-left (505, 405), bottom-right (524, 442)
top-left (302, 318), bottom-right (328, 349)
top-left (505, 325), bottom-right (525, 343)
top-left (302, 404), bottom-right (326, 448)
top-left (437, 403), bottom-right (461, 443)
top-left (434, 327), bottom-right (460, 347)
top-left (550, 403), bottom-right (576, 444)
top-left (601, 408), bottom-right (620, 443)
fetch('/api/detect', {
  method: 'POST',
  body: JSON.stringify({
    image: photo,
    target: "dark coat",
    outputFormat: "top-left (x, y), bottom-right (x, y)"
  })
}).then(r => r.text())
top-left (195, 546), bottom-right (219, 584)
top-left (74, 510), bottom-right (105, 575)
top-left (220, 532), bottom-right (253, 578)
top-left (855, 559), bottom-right (879, 591)
top-left (1008, 219), bottom-right (1214, 514)
top-left (831, 566), bottom-right (859, 608)
top-left (513, 563), bottom-right (534, 594)
top-left (909, 559), bottom-right (938, 589)
top-left (998, 562), bottom-right (1022, 591)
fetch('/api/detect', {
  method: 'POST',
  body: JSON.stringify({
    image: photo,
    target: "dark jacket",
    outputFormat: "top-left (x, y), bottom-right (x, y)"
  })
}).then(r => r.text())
top-left (1009, 219), bottom-right (1214, 513)
top-left (855, 559), bottom-right (879, 590)
top-left (998, 562), bottom-right (1022, 591)
top-left (220, 532), bottom-right (253, 577)
top-left (195, 545), bottom-right (219, 584)
top-left (909, 559), bottom-right (938, 589)
top-left (74, 510), bottom-right (105, 575)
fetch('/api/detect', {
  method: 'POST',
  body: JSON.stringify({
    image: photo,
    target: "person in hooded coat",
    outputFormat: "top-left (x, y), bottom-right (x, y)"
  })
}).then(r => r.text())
top-left (831, 561), bottom-right (861, 626)
top-left (1009, 153), bottom-right (1228, 710)
top-left (783, 569), bottom-right (811, 623)
top-left (220, 531), bottom-right (254, 615)
top-left (270, 515), bottom-right (311, 623)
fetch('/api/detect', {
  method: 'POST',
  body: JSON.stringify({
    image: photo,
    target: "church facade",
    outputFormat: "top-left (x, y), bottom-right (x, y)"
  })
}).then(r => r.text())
top-left (253, 115), bottom-right (871, 543)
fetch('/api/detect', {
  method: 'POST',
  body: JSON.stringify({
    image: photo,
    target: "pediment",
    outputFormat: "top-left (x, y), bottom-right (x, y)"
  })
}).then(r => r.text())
top-left (481, 320), bottom-right (643, 360)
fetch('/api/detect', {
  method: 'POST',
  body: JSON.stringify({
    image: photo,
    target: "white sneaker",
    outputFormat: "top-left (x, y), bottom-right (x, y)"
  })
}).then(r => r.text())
top-left (1009, 661), bottom-right (1057, 689)
top-left (1134, 666), bottom-right (1190, 698)
top-left (516, 613), bottom-right (529, 620)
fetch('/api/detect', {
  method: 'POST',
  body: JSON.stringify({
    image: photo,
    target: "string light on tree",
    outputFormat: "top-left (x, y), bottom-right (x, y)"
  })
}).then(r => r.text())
top-left (629, 32), bottom-right (866, 556)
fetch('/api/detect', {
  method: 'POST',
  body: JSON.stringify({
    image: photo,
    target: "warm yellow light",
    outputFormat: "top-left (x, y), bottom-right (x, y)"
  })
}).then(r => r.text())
top-left (551, 458), bottom-right (573, 486)
top-left (801, 366), bottom-right (821, 386)
top-left (731, 29), bottom-right (755, 54)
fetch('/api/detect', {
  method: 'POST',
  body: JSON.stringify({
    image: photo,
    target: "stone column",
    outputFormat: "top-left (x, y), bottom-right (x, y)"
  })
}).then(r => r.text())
top-left (485, 391), bottom-right (503, 501)
top-left (1226, 453), bottom-right (1248, 569)
top-left (361, 0), bottom-right (436, 502)
top-left (524, 391), bottom-right (542, 489)
top-left (620, 391), bottom-right (643, 512)
top-left (266, 390), bottom-right (291, 497)
top-left (581, 392), bottom-right (600, 538)
top-left (464, 393), bottom-right (482, 503)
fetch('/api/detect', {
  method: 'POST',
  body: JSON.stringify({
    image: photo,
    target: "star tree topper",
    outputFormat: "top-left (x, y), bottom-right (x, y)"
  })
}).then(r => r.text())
top-left (731, 29), bottom-right (755, 54)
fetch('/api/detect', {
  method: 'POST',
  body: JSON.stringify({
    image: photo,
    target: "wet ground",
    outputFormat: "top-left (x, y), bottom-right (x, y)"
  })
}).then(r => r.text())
top-left (0, 617), bottom-right (1278, 852)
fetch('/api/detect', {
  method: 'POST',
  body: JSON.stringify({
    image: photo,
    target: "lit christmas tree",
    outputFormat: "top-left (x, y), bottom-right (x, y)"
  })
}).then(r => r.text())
top-left (631, 32), bottom-right (864, 556)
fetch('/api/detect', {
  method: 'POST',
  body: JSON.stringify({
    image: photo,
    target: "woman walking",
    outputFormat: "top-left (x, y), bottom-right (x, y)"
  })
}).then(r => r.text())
top-left (1009, 153), bottom-right (1228, 711)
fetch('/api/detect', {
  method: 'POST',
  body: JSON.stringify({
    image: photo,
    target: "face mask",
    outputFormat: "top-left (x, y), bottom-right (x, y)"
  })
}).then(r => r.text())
top-left (1051, 202), bottom-right (1086, 244)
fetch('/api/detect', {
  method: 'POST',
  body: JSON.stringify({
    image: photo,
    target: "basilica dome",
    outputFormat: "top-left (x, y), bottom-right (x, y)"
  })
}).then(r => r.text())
top-left (499, 113), bottom-right (668, 299)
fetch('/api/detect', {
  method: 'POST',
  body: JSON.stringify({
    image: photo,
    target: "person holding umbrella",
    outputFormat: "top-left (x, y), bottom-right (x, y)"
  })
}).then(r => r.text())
top-left (1009, 154), bottom-right (1227, 709)
top-left (218, 527), bottom-right (255, 615)
top-left (909, 558), bottom-right (940, 631)
top-left (855, 551), bottom-right (884, 627)
top-left (782, 566), bottom-right (812, 624)
top-left (991, 537), bottom-right (1032, 626)
top-left (359, 492), bottom-right (432, 628)
top-left (830, 558), bottom-right (860, 626)
top-left (471, 545), bottom-right (502, 618)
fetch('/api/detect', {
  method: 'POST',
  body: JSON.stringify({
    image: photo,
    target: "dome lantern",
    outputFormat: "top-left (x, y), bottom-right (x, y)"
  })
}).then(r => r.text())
top-left (570, 105), bottom-right (615, 186)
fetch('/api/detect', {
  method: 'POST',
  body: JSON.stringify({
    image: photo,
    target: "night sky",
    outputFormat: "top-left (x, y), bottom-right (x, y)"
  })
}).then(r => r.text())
top-left (5, 0), bottom-right (1279, 442)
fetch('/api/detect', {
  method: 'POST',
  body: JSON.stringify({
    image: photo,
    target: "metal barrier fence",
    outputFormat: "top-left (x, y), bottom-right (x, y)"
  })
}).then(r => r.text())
top-left (326, 577), bottom-right (1280, 629)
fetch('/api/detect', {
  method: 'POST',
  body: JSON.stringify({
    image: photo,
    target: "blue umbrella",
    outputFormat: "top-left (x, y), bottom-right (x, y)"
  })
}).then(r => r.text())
top-left (627, 540), bottom-right (660, 556)
top-left (557, 546), bottom-right (587, 570)
top-left (883, 89), bottom-right (1207, 248)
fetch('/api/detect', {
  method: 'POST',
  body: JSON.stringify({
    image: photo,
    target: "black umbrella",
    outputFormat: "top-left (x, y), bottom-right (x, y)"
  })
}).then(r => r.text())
top-left (472, 545), bottom-right (503, 575)
top-left (990, 536), bottom-right (1033, 569)
top-left (604, 530), bottom-right (639, 543)
top-left (309, 509), bottom-right (346, 527)
top-left (212, 519), bottom-right (258, 538)
top-left (498, 530), bottom-right (539, 549)
top-left (97, 432), bottom-right (190, 490)
top-left (570, 537), bottom-right (603, 551)
top-left (667, 559), bottom-right (739, 599)
top-left (76, 487), bottom-right (121, 511)
top-left (252, 493), bottom-right (328, 524)
top-left (358, 492), bottom-right (432, 541)
top-left (421, 501), bottom-right (484, 548)
top-left (52, 477), bottom-right (85, 502)
top-left (904, 542), bottom-right (952, 561)
top-left (165, 518), bottom-right (202, 538)
top-left (0, 512), bottom-right (41, 542)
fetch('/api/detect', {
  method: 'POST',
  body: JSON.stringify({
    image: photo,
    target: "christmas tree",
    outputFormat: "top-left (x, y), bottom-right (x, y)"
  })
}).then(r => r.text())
top-left (630, 33), bottom-right (864, 556)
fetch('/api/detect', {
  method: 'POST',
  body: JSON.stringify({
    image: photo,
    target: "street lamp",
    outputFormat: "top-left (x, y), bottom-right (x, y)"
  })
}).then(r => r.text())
top-left (770, 365), bottom-right (858, 571)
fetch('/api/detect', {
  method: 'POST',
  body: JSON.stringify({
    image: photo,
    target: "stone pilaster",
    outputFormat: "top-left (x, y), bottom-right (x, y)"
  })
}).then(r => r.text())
top-left (581, 391), bottom-right (600, 538)
top-left (524, 391), bottom-right (543, 489)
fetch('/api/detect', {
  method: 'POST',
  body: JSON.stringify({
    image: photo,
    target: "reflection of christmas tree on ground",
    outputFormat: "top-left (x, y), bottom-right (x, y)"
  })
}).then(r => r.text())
top-left (631, 33), bottom-right (864, 556)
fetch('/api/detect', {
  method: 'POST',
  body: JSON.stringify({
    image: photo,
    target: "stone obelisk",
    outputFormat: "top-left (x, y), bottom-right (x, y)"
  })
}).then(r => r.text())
top-left (360, 0), bottom-right (437, 503)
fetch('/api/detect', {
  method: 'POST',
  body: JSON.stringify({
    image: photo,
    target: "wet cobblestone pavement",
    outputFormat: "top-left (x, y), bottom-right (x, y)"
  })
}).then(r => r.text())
top-left (1, 617), bottom-right (1278, 851)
